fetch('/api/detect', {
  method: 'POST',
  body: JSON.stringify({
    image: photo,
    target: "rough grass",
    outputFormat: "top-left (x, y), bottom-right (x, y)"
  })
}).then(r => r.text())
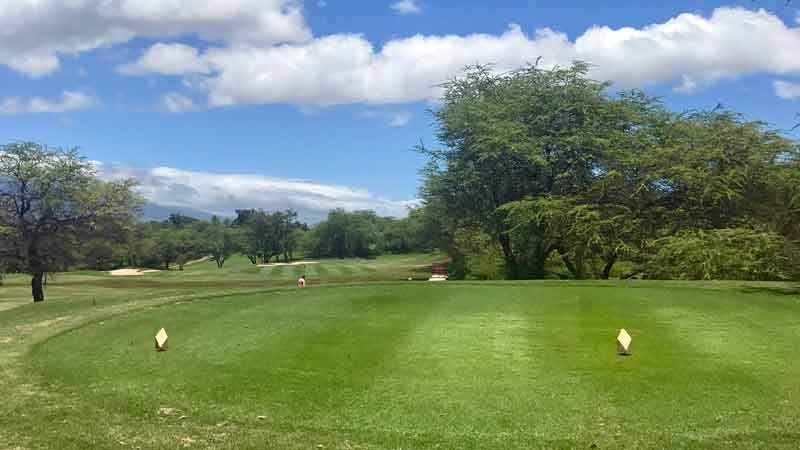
top-left (1, 256), bottom-right (799, 449)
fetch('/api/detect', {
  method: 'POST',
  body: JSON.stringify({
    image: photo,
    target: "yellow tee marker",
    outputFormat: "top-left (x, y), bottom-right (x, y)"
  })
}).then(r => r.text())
top-left (617, 328), bottom-right (632, 355)
top-left (155, 328), bottom-right (168, 352)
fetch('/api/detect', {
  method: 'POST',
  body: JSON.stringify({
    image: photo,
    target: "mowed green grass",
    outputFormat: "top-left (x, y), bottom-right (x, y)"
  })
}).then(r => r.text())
top-left (0, 253), bottom-right (441, 312)
top-left (4, 281), bottom-right (799, 449)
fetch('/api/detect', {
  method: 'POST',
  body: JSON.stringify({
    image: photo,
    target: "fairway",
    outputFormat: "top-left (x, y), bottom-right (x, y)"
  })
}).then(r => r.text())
top-left (9, 282), bottom-right (800, 449)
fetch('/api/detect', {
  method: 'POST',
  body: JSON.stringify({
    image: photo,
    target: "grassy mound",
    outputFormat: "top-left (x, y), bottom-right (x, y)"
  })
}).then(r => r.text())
top-left (13, 282), bottom-right (800, 449)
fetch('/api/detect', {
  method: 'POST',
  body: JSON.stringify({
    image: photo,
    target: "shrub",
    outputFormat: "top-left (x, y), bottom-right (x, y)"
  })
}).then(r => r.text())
top-left (453, 228), bottom-right (506, 280)
top-left (645, 228), bottom-right (796, 280)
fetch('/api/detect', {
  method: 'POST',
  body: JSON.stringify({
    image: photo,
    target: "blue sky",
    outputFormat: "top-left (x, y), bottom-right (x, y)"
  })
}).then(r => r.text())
top-left (1, 0), bottom-right (799, 221)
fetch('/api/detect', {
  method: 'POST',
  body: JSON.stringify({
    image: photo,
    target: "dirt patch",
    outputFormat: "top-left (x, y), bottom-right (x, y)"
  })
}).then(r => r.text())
top-left (109, 268), bottom-right (161, 276)
top-left (157, 407), bottom-right (182, 417)
top-left (180, 436), bottom-right (198, 447)
top-left (0, 337), bottom-right (14, 344)
top-left (257, 261), bottom-right (319, 267)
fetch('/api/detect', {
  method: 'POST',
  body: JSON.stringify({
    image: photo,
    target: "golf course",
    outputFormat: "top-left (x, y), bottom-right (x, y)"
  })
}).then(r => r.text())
top-left (1, 255), bottom-right (799, 449)
top-left (3, 4), bottom-right (800, 448)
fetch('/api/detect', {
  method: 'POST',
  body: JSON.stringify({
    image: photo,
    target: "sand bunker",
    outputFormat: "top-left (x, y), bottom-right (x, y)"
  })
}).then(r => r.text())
top-left (184, 256), bottom-right (211, 266)
top-left (109, 268), bottom-right (161, 276)
top-left (257, 261), bottom-right (319, 267)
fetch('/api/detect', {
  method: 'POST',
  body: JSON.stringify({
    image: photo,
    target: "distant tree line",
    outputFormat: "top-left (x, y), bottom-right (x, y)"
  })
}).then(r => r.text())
top-left (0, 143), bottom-right (436, 302)
top-left (304, 208), bottom-right (436, 258)
top-left (78, 208), bottom-right (435, 273)
top-left (417, 63), bottom-right (800, 281)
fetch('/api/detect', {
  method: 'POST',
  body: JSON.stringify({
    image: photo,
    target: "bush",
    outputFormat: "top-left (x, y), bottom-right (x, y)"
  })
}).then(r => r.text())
top-left (645, 228), bottom-right (797, 280)
top-left (453, 228), bottom-right (505, 280)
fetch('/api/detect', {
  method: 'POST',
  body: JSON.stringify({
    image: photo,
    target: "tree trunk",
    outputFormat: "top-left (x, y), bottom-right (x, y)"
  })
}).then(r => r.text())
top-left (528, 257), bottom-right (546, 279)
top-left (557, 246), bottom-right (585, 279)
top-left (31, 271), bottom-right (45, 302)
top-left (560, 252), bottom-right (577, 278)
top-left (28, 239), bottom-right (46, 302)
top-left (601, 252), bottom-right (617, 280)
top-left (498, 233), bottom-right (519, 279)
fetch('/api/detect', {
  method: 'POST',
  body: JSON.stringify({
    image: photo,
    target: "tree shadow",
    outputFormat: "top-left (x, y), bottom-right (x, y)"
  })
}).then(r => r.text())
top-left (738, 284), bottom-right (800, 297)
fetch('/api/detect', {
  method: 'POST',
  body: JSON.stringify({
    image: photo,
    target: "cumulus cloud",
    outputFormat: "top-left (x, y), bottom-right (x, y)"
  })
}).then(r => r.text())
top-left (391, 0), bottom-right (422, 15)
top-left (161, 92), bottom-right (199, 113)
top-left (0, 91), bottom-right (95, 114)
top-left (96, 164), bottom-right (414, 222)
top-left (774, 80), bottom-right (800, 99)
top-left (118, 43), bottom-right (210, 75)
top-left (0, 0), bottom-right (310, 77)
top-left (116, 7), bottom-right (800, 106)
top-left (180, 26), bottom-right (570, 106)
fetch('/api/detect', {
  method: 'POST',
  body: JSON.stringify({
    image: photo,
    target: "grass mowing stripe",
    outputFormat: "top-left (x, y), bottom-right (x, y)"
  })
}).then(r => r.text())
top-left (15, 282), bottom-right (800, 450)
top-left (360, 263), bottom-right (379, 274)
top-left (333, 264), bottom-right (357, 276)
top-left (266, 264), bottom-right (286, 279)
top-left (314, 264), bottom-right (331, 278)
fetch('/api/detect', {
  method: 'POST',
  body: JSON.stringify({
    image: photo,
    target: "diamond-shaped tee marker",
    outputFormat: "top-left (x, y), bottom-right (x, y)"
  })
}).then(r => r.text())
top-left (155, 328), bottom-right (168, 352)
top-left (617, 328), bottom-right (632, 355)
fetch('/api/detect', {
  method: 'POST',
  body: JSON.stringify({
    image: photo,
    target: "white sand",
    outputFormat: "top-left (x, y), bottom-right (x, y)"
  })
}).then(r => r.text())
top-left (109, 268), bottom-right (161, 276)
top-left (184, 256), bottom-right (211, 266)
top-left (257, 261), bottom-right (319, 267)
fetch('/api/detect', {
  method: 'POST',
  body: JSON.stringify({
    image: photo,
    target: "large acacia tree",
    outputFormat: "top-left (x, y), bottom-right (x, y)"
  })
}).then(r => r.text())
top-left (421, 63), bottom-right (658, 278)
top-left (421, 63), bottom-right (800, 280)
top-left (0, 142), bottom-right (141, 302)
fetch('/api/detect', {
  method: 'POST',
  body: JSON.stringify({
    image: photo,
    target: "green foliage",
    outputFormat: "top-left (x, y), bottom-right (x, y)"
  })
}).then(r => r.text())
top-left (420, 64), bottom-right (800, 281)
top-left (645, 228), bottom-right (796, 280)
top-left (0, 142), bottom-right (142, 301)
top-left (154, 228), bottom-right (180, 269)
top-left (203, 216), bottom-right (240, 268)
top-left (235, 209), bottom-right (303, 264)
top-left (452, 227), bottom-right (505, 280)
top-left (307, 209), bottom-right (381, 258)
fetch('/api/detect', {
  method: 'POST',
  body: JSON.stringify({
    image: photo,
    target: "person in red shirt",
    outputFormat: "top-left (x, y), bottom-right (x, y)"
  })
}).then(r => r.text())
top-left (297, 275), bottom-right (306, 287)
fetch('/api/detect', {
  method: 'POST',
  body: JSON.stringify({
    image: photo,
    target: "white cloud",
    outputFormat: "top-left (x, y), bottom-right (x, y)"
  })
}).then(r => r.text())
top-left (97, 164), bottom-right (414, 221)
top-left (161, 92), bottom-right (199, 113)
top-left (115, 7), bottom-right (800, 107)
top-left (0, 0), bottom-right (311, 77)
top-left (391, 0), bottom-right (422, 15)
top-left (774, 80), bottom-right (800, 99)
top-left (674, 75), bottom-right (699, 94)
top-left (6, 5), bottom-right (800, 104)
top-left (0, 91), bottom-right (95, 114)
top-left (189, 26), bottom-right (570, 106)
top-left (359, 110), bottom-right (413, 127)
top-left (118, 43), bottom-right (210, 75)
top-left (387, 111), bottom-right (412, 127)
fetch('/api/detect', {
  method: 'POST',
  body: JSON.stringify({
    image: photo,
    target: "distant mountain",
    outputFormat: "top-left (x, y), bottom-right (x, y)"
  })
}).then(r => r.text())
top-left (140, 203), bottom-right (225, 221)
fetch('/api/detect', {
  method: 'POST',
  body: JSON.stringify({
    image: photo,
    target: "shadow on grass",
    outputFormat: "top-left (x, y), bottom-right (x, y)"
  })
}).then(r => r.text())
top-left (738, 284), bottom-right (800, 297)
